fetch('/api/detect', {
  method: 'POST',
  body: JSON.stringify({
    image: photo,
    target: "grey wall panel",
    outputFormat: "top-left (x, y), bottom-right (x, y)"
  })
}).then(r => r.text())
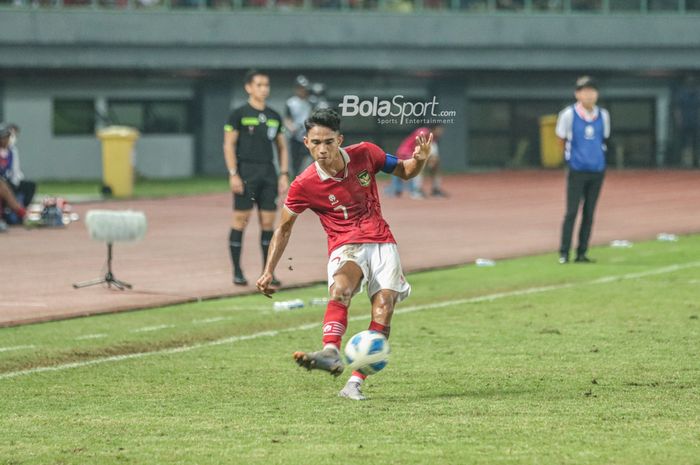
top-left (136, 136), bottom-right (194, 179)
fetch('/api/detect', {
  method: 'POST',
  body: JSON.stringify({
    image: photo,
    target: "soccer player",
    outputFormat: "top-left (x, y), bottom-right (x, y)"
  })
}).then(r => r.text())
top-left (224, 70), bottom-right (289, 286)
top-left (256, 108), bottom-right (433, 400)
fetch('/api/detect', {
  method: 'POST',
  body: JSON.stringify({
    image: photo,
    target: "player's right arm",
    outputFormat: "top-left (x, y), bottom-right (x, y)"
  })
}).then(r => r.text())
top-left (256, 207), bottom-right (299, 296)
top-left (223, 125), bottom-right (244, 194)
top-left (555, 107), bottom-right (572, 154)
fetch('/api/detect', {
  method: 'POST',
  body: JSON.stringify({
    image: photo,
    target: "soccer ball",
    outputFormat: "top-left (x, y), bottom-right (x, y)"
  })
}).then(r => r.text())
top-left (344, 330), bottom-right (390, 375)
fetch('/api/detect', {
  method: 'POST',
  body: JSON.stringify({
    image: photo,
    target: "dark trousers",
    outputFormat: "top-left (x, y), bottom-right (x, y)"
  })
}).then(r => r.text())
top-left (13, 180), bottom-right (36, 207)
top-left (559, 170), bottom-right (605, 258)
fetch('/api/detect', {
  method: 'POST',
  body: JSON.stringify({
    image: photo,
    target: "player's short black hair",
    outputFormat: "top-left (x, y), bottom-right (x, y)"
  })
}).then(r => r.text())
top-left (304, 108), bottom-right (341, 133)
top-left (244, 69), bottom-right (268, 85)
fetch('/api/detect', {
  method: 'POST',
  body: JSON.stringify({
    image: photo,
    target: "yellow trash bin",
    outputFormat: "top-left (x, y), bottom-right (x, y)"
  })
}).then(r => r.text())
top-left (539, 114), bottom-right (563, 168)
top-left (97, 126), bottom-right (139, 198)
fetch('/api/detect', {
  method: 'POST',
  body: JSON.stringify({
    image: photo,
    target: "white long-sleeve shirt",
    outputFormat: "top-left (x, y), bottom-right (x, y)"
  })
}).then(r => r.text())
top-left (0, 144), bottom-right (25, 187)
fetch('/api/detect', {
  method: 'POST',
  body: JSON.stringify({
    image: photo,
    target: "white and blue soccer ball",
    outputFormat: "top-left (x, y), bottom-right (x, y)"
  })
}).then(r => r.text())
top-left (344, 330), bottom-right (390, 375)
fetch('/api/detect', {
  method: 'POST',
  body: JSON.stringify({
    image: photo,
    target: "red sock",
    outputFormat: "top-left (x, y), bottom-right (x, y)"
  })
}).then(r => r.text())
top-left (16, 207), bottom-right (26, 219)
top-left (351, 321), bottom-right (391, 381)
top-left (322, 300), bottom-right (348, 349)
top-left (369, 320), bottom-right (390, 339)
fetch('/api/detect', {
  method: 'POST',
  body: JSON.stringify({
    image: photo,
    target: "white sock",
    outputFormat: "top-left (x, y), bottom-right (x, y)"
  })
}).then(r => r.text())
top-left (349, 375), bottom-right (364, 385)
top-left (323, 343), bottom-right (339, 353)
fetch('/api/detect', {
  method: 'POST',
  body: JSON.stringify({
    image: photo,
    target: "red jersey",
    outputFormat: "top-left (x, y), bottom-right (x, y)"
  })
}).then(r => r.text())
top-left (285, 142), bottom-right (398, 255)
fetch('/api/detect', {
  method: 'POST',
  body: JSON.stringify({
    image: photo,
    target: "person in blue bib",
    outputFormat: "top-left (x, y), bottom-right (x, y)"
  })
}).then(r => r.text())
top-left (555, 76), bottom-right (610, 264)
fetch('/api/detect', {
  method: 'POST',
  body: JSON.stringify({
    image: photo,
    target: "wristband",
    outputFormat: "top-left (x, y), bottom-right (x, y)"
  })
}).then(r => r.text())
top-left (229, 168), bottom-right (238, 176)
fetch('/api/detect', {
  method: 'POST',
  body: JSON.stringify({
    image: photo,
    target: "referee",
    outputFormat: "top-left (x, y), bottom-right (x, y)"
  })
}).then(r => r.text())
top-left (556, 76), bottom-right (610, 264)
top-left (224, 69), bottom-right (289, 286)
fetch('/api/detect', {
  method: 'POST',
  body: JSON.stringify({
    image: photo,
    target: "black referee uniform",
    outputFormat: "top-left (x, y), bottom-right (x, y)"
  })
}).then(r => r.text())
top-left (225, 103), bottom-right (285, 285)
top-left (226, 104), bottom-right (284, 211)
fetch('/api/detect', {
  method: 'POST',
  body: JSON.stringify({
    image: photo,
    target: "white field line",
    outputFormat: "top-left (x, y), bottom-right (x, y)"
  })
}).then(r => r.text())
top-left (0, 345), bottom-right (36, 353)
top-left (1, 261), bottom-right (699, 381)
top-left (192, 317), bottom-right (235, 324)
top-left (75, 334), bottom-right (108, 341)
top-left (129, 324), bottom-right (175, 333)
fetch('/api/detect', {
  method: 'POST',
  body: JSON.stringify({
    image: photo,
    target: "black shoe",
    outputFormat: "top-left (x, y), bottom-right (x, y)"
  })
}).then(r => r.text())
top-left (574, 255), bottom-right (595, 263)
top-left (270, 276), bottom-right (282, 287)
top-left (558, 254), bottom-right (569, 264)
top-left (431, 188), bottom-right (448, 197)
top-left (233, 270), bottom-right (248, 286)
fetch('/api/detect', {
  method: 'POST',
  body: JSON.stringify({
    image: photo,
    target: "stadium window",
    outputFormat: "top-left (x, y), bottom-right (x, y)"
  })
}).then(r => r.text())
top-left (606, 99), bottom-right (655, 167)
top-left (96, 0), bottom-right (131, 7)
top-left (109, 102), bottom-right (144, 130)
top-left (53, 99), bottom-right (96, 136)
top-left (461, 0), bottom-right (488, 10)
top-left (62, 0), bottom-right (94, 6)
top-left (469, 98), bottom-right (655, 168)
top-left (171, 0), bottom-right (204, 7)
top-left (107, 100), bottom-right (192, 134)
top-left (609, 0), bottom-right (641, 11)
top-left (470, 99), bottom-right (575, 168)
top-left (496, 0), bottom-right (524, 10)
top-left (571, 0), bottom-right (602, 10)
top-left (648, 0), bottom-right (679, 10)
top-left (468, 101), bottom-right (513, 167)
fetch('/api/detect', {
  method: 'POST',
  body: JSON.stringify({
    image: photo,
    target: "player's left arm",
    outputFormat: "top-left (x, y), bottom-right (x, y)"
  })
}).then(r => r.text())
top-left (602, 108), bottom-right (612, 155)
top-left (392, 132), bottom-right (433, 180)
top-left (275, 132), bottom-right (290, 194)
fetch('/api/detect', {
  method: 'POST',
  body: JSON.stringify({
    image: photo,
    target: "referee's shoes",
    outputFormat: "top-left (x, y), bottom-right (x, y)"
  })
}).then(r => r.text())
top-left (234, 270), bottom-right (248, 286)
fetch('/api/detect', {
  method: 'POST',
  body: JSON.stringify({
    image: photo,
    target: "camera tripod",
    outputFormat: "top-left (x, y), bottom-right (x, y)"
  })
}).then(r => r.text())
top-left (73, 243), bottom-right (132, 290)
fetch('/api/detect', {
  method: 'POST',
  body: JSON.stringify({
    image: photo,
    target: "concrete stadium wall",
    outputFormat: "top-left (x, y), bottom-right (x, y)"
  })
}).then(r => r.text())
top-left (1, 10), bottom-right (700, 71)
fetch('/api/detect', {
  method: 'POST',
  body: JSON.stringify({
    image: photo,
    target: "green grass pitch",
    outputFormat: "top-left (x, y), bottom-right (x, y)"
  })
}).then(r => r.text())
top-left (1, 235), bottom-right (699, 464)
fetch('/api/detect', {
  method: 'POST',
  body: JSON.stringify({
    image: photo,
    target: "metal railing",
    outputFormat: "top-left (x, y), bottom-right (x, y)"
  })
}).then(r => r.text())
top-left (1, 0), bottom-right (699, 12)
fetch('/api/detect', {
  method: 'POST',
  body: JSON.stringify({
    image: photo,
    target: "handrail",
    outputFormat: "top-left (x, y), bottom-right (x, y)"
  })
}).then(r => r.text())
top-left (1, 0), bottom-right (698, 13)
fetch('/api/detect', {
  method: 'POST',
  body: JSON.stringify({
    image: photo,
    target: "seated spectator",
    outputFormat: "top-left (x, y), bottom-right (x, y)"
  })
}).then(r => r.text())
top-left (385, 124), bottom-right (446, 199)
top-left (0, 178), bottom-right (26, 226)
top-left (0, 123), bottom-right (32, 224)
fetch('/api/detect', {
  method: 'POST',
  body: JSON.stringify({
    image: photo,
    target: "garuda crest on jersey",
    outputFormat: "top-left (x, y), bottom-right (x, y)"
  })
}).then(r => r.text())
top-left (356, 170), bottom-right (371, 187)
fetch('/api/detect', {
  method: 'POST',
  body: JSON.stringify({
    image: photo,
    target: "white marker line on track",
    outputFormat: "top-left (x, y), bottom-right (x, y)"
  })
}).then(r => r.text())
top-left (0, 345), bottom-right (36, 353)
top-left (2, 260), bottom-right (699, 381)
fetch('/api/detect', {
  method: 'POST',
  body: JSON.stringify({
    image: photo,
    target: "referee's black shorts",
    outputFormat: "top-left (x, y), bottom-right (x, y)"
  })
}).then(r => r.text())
top-left (233, 162), bottom-right (278, 212)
